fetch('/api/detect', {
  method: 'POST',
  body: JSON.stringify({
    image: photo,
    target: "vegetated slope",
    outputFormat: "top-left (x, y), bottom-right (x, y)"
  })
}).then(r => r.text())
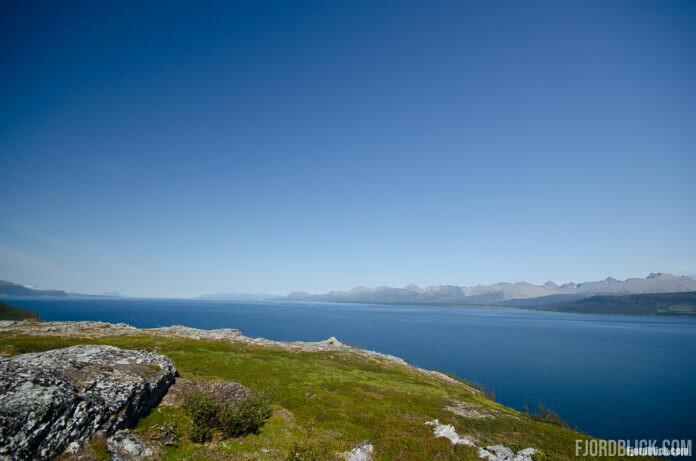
top-left (0, 301), bottom-right (40, 320)
top-left (0, 323), bottom-right (655, 460)
top-left (500, 294), bottom-right (590, 307)
top-left (533, 291), bottom-right (696, 316)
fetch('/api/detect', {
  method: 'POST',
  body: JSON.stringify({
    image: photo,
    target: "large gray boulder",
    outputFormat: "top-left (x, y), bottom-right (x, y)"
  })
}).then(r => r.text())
top-left (0, 345), bottom-right (176, 460)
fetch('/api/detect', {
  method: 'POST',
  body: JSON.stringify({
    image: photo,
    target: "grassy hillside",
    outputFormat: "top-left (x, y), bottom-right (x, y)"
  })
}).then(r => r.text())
top-left (0, 331), bottom-right (656, 460)
top-left (534, 291), bottom-right (696, 316)
top-left (500, 294), bottom-right (590, 307)
top-left (0, 301), bottom-right (40, 321)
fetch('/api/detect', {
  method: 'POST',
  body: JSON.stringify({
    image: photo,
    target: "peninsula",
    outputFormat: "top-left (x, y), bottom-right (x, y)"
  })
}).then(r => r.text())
top-left (0, 320), bottom-right (659, 460)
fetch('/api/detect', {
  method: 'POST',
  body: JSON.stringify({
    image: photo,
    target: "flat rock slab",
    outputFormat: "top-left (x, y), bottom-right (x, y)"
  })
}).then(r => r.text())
top-left (0, 345), bottom-right (176, 460)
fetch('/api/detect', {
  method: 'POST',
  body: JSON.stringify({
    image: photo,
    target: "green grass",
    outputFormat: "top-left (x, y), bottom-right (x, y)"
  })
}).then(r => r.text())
top-left (0, 333), bottom-right (659, 460)
top-left (0, 301), bottom-right (40, 321)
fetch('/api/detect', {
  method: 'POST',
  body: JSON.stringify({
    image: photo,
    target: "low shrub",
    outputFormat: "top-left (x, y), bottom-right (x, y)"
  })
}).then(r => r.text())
top-left (218, 390), bottom-right (273, 437)
top-left (469, 380), bottom-right (496, 401)
top-left (183, 380), bottom-right (273, 443)
top-left (527, 402), bottom-right (569, 428)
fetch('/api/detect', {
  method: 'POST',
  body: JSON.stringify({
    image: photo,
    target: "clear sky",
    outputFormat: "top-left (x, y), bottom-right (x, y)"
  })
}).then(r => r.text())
top-left (1, 1), bottom-right (695, 297)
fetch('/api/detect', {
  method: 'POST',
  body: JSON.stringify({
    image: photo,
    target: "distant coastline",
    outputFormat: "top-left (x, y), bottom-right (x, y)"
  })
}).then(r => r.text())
top-left (3, 273), bottom-right (696, 317)
top-left (325, 292), bottom-right (696, 317)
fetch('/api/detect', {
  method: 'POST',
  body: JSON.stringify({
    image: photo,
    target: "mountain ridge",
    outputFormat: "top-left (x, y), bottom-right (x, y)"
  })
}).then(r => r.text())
top-left (0, 280), bottom-right (68, 298)
top-left (281, 273), bottom-right (696, 305)
top-left (4, 273), bottom-right (696, 304)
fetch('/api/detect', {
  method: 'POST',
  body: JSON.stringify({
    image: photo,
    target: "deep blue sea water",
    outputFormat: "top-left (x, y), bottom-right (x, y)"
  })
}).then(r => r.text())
top-left (5, 297), bottom-right (696, 446)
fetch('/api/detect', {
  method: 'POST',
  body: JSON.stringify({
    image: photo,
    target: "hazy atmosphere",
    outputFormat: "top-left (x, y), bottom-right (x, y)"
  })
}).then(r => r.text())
top-left (2, 1), bottom-right (695, 297)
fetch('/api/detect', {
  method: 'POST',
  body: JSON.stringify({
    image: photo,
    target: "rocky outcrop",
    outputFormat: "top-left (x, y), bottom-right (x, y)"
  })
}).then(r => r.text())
top-left (424, 419), bottom-right (476, 446)
top-left (478, 445), bottom-right (538, 461)
top-left (0, 345), bottom-right (176, 460)
top-left (424, 420), bottom-right (537, 461)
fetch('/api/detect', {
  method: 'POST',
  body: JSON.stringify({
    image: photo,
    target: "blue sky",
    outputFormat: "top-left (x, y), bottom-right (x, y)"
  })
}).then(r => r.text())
top-left (1, 1), bottom-right (695, 297)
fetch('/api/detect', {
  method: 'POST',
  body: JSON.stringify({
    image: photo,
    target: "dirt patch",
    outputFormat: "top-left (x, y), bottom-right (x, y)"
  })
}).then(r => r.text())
top-left (159, 378), bottom-right (195, 407)
top-left (445, 401), bottom-right (494, 419)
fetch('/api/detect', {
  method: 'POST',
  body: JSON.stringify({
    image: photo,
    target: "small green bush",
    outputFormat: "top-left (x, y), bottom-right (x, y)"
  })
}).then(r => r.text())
top-left (184, 388), bottom-right (220, 442)
top-left (469, 380), bottom-right (496, 401)
top-left (218, 390), bottom-right (273, 437)
top-left (183, 381), bottom-right (272, 443)
top-left (529, 402), bottom-right (569, 428)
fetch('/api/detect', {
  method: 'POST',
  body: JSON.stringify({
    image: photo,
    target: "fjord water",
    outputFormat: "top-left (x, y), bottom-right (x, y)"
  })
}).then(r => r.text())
top-left (8, 297), bottom-right (695, 444)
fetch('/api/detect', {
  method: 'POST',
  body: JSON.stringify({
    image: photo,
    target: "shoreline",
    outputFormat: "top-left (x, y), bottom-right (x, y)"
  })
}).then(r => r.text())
top-left (5, 294), bottom-right (696, 318)
top-left (0, 319), bottom-right (669, 460)
top-left (0, 319), bottom-right (466, 387)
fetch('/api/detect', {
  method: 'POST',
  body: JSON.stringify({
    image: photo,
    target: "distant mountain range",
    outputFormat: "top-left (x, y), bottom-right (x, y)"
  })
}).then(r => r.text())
top-left (0, 280), bottom-right (68, 297)
top-left (0, 280), bottom-right (122, 298)
top-left (284, 273), bottom-right (696, 306)
top-left (4, 273), bottom-right (696, 308)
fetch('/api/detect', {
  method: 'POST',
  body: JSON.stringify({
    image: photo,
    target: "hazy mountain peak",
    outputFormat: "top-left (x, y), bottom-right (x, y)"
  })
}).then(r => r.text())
top-left (284, 273), bottom-right (696, 305)
top-left (0, 280), bottom-right (68, 297)
top-left (22, 283), bottom-right (57, 291)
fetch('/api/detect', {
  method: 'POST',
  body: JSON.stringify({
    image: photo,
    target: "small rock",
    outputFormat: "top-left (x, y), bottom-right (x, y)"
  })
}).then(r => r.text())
top-left (345, 440), bottom-right (374, 461)
top-left (425, 420), bottom-right (537, 460)
top-left (478, 444), bottom-right (538, 461)
top-left (107, 429), bottom-right (154, 459)
top-left (487, 445), bottom-right (515, 458)
top-left (516, 447), bottom-right (538, 457)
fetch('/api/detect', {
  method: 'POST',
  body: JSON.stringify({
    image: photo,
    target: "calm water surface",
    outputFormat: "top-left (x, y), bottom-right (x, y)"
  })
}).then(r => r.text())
top-left (6, 297), bottom-right (696, 444)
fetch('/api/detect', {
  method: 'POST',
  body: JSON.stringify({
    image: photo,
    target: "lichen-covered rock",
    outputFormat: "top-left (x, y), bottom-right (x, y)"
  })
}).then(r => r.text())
top-left (0, 345), bottom-right (176, 460)
top-left (424, 420), bottom-right (537, 461)
top-left (342, 440), bottom-right (374, 461)
top-left (424, 419), bottom-right (476, 446)
top-left (478, 444), bottom-right (538, 461)
top-left (108, 429), bottom-right (154, 459)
